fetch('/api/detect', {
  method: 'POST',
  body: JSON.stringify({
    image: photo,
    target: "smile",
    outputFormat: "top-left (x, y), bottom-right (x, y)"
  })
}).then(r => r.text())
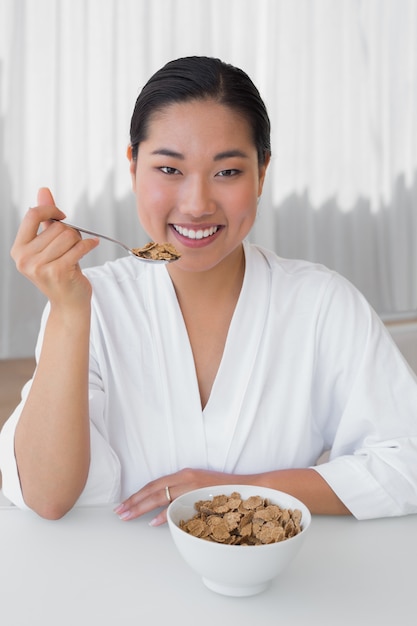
top-left (172, 225), bottom-right (219, 240)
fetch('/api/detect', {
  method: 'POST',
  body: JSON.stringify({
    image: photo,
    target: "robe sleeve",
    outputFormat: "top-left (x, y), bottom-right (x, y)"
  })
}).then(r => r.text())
top-left (0, 305), bottom-right (122, 509)
top-left (310, 273), bottom-right (417, 519)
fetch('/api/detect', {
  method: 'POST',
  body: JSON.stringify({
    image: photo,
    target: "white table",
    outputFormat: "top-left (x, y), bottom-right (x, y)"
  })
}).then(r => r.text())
top-left (0, 498), bottom-right (416, 626)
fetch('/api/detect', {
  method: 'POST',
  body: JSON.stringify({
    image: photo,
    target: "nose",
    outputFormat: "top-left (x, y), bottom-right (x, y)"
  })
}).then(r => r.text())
top-left (178, 175), bottom-right (216, 218)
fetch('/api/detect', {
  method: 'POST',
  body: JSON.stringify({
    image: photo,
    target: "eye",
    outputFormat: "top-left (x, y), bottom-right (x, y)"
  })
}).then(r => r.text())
top-left (216, 169), bottom-right (241, 177)
top-left (159, 166), bottom-right (181, 175)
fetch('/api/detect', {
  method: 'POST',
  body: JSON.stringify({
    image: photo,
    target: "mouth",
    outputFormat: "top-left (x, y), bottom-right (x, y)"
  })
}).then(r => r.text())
top-left (171, 224), bottom-right (221, 241)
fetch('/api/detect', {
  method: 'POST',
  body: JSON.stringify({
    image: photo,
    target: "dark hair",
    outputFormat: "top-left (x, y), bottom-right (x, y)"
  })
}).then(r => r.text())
top-left (130, 56), bottom-right (271, 165)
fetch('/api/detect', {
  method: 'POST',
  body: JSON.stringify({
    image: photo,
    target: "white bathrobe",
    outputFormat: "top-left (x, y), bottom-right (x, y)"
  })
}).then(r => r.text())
top-left (1, 241), bottom-right (417, 518)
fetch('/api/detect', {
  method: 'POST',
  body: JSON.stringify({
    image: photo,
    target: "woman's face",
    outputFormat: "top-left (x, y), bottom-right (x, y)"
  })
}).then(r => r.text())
top-left (128, 99), bottom-right (269, 273)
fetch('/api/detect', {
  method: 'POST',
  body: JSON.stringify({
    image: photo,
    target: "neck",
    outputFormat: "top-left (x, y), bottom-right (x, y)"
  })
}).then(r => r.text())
top-left (167, 244), bottom-right (246, 303)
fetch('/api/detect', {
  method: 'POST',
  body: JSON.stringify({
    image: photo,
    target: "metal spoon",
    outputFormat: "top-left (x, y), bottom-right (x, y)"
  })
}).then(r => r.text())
top-left (51, 220), bottom-right (180, 264)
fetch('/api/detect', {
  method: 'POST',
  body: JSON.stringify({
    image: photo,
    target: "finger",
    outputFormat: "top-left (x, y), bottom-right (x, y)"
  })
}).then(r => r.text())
top-left (37, 186), bottom-right (57, 207)
top-left (33, 229), bottom-right (99, 268)
top-left (114, 480), bottom-right (174, 521)
top-left (12, 210), bottom-right (74, 264)
top-left (36, 187), bottom-right (66, 233)
top-left (12, 219), bottom-right (99, 282)
top-left (12, 199), bottom-right (65, 252)
top-left (114, 467), bottom-right (207, 521)
top-left (113, 466), bottom-right (219, 522)
top-left (149, 508), bottom-right (168, 527)
top-left (114, 486), bottom-right (165, 520)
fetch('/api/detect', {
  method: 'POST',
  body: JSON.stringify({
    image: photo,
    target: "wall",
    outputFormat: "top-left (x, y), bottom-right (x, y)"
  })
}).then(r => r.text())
top-left (385, 318), bottom-right (417, 375)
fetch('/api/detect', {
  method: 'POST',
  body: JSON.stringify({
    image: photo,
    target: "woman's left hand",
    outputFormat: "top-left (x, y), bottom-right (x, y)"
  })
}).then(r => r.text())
top-left (113, 468), bottom-right (239, 526)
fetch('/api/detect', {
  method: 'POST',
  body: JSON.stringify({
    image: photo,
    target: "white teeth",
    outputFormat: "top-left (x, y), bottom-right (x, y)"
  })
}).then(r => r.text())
top-left (173, 225), bottom-right (219, 240)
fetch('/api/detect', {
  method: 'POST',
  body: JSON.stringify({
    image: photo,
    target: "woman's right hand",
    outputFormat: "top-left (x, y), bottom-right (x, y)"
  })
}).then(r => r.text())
top-left (10, 187), bottom-right (99, 308)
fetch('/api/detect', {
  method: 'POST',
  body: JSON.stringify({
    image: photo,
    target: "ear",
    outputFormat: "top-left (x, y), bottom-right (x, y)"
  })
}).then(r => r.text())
top-left (257, 152), bottom-right (271, 197)
top-left (127, 144), bottom-right (137, 190)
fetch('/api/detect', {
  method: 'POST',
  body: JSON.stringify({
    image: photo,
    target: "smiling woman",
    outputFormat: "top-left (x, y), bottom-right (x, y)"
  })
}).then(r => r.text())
top-left (1, 56), bottom-right (417, 527)
top-left (128, 98), bottom-right (268, 273)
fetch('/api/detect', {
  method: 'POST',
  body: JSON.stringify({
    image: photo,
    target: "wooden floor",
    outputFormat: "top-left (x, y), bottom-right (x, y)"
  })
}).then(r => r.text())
top-left (0, 358), bottom-right (36, 428)
top-left (0, 358), bottom-right (36, 489)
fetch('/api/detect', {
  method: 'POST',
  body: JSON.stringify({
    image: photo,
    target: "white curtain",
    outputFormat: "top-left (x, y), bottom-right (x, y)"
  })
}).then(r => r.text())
top-left (1, 0), bottom-right (416, 357)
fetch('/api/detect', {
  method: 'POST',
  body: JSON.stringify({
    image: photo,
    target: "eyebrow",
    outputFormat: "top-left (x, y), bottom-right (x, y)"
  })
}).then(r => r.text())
top-left (150, 148), bottom-right (249, 161)
top-left (213, 149), bottom-right (249, 161)
top-left (151, 148), bottom-right (184, 159)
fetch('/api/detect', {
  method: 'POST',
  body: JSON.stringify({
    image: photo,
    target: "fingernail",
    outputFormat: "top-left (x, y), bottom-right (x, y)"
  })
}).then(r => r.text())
top-left (113, 504), bottom-right (132, 520)
top-left (149, 517), bottom-right (160, 527)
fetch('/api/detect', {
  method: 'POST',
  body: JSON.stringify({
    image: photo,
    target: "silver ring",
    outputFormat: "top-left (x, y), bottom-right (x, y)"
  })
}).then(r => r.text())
top-left (165, 485), bottom-right (172, 503)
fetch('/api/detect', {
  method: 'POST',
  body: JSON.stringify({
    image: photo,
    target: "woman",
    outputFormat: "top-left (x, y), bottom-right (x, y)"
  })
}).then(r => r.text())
top-left (1, 56), bottom-right (417, 524)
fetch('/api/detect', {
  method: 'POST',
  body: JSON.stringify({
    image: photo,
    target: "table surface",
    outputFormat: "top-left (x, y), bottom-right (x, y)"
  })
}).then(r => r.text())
top-left (0, 495), bottom-right (416, 626)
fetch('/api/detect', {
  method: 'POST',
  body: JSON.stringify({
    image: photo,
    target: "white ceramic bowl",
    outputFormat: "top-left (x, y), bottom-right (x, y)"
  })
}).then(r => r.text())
top-left (167, 484), bottom-right (311, 597)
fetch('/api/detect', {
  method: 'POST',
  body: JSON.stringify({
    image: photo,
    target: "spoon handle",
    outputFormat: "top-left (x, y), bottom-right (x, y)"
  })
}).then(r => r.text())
top-left (51, 220), bottom-right (131, 253)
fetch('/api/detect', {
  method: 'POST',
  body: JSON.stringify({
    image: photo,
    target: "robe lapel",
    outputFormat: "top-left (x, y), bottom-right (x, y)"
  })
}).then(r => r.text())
top-left (146, 266), bottom-right (208, 470)
top-left (203, 242), bottom-right (271, 470)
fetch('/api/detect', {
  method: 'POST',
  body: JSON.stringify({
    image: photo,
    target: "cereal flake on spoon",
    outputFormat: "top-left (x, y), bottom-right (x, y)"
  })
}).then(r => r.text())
top-left (131, 242), bottom-right (181, 261)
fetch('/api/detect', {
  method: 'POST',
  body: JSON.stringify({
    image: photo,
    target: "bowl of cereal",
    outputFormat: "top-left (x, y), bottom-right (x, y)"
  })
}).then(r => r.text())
top-left (167, 484), bottom-right (311, 597)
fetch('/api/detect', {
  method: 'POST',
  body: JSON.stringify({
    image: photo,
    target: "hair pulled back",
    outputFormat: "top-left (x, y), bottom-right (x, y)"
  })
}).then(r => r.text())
top-left (130, 56), bottom-right (271, 165)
